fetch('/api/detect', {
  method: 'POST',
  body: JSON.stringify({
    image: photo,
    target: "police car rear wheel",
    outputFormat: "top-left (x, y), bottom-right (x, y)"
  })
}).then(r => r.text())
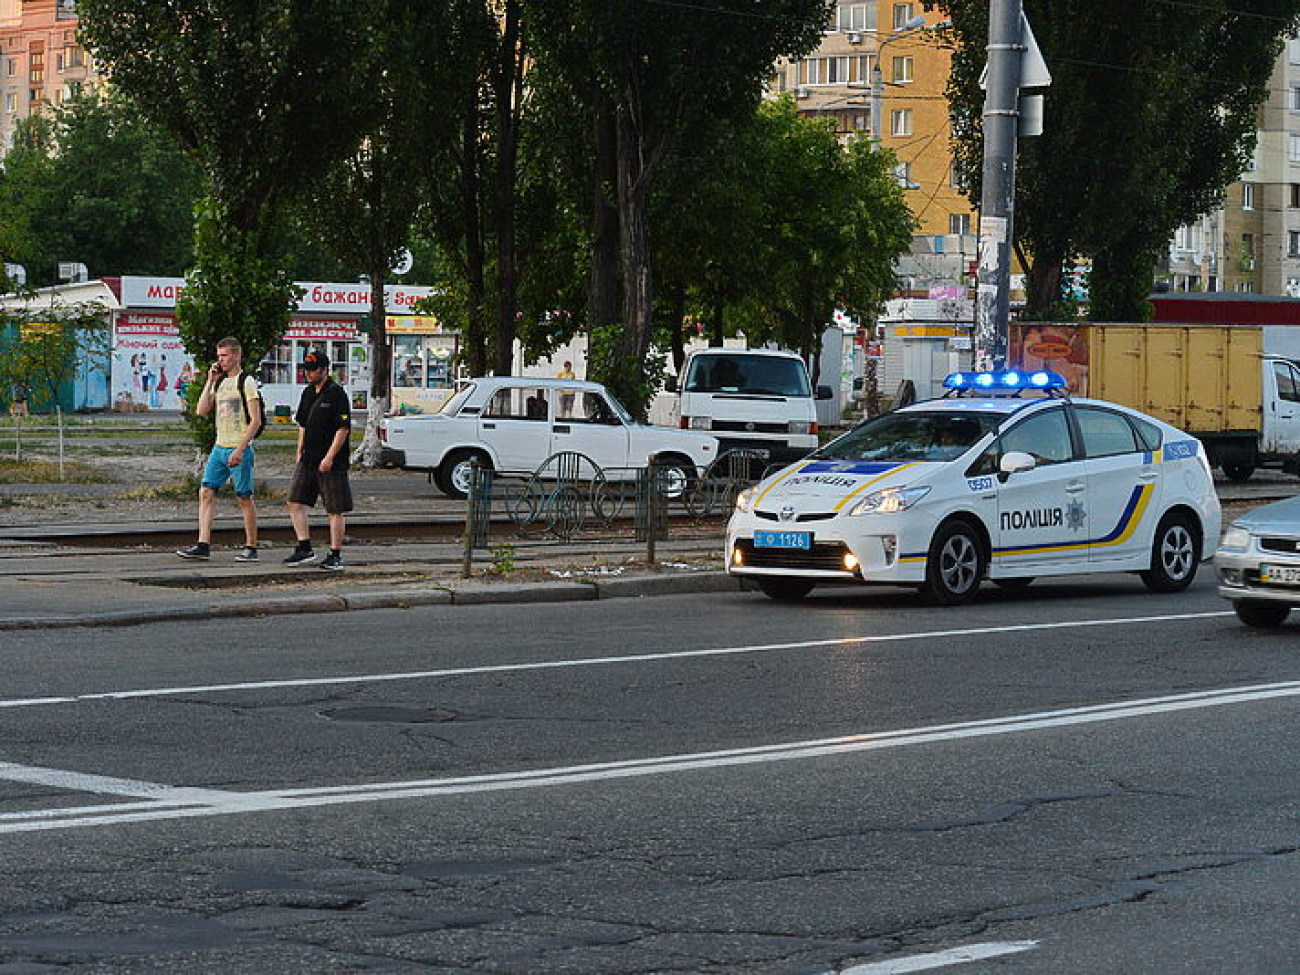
top-left (757, 577), bottom-right (816, 601)
top-left (923, 520), bottom-right (986, 605)
top-left (1140, 512), bottom-right (1199, 593)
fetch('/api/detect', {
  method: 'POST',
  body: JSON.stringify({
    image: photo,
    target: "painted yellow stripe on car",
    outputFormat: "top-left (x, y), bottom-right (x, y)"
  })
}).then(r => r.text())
top-left (752, 460), bottom-right (819, 508)
top-left (832, 463), bottom-right (921, 512)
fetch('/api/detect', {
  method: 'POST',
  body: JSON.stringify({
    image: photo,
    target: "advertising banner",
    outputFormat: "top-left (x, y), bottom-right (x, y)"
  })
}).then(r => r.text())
top-left (111, 313), bottom-right (194, 412)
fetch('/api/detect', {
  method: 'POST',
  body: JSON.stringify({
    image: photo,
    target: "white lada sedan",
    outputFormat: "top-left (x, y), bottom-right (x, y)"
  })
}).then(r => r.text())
top-left (727, 370), bottom-right (1222, 604)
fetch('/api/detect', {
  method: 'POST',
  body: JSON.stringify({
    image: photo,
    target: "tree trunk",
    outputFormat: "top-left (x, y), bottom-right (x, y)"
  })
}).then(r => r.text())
top-left (358, 269), bottom-right (390, 468)
top-left (1022, 242), bottom-right (1064, 321)
top-left (587, 91), bottom-right (620, 340)
top-left (461, 101), bottom-right (488, 377)
top-left (709, 299), bottom-right (724, 348)
top-left (492, 0), bottom-right (523, 376)
top-left (614, 102), bottom-right (653, 418)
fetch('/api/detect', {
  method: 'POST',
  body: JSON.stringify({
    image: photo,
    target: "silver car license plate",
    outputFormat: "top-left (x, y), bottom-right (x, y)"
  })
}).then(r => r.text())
top-left (1261, 563), bottom-right (1300, 586)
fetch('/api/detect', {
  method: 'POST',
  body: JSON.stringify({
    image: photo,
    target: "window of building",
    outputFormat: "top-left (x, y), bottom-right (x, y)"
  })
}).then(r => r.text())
top-left (837, 3), bottom-right (876, 32)
top-left (893, 3), bottom-right (915, 29)
top-left (799, 55), bottom-right (870, 86)
top-left (895, 161), bottom-right (915, 187)
top-left (1290, 134), bottom-right (1300, 162)
top-left (5, 57), bottom-right (14, 77)
top-left (1293, 184), bottom-right (1300, 208)
top-left (891, 108), bottom-right (912, 136)
top-left (1243, 183), bottom-right (1255, 210)
top-left (1291, 38), bottom-right (1300, 64)
top-left (2, 91), bottom-right (13, 113)
top-left (55, 52), bottom-right (63, 73)
top-left (892, 55), bottom-right (913, 83)
top-left (1290, 231), bottom-right (1300, 258)
top-left (1293, 86), bottom-right (1300, 111)
top-left (28, 50), bottom-right (42, 85)
top-left (949, 213), bottom-right (972, 236)
top-left (66, 46), bottom-right (83, 69)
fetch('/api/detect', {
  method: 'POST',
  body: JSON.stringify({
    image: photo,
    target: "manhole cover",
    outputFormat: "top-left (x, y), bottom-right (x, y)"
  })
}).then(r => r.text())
top-left (320, 705), bottom-right (460, 724)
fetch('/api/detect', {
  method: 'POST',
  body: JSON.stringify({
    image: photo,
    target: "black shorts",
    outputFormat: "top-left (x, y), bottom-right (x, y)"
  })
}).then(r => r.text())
top-left (288, 461), bottom-right (354, 514)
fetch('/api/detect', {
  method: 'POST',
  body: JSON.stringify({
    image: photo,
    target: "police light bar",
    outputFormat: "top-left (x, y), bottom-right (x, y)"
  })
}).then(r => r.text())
top-left (943, 370), bottom-right (1066, 391)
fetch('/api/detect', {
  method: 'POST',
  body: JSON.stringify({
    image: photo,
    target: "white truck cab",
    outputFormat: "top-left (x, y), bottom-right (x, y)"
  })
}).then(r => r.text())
top-left (667, 348), bottom-right (832, 466)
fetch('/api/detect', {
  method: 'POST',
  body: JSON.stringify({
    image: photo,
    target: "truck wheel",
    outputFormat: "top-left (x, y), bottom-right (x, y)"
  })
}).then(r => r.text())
top-left (1140, 512), bottom-right (1200, 593)
top-left (1223, 463), bottom-right (1255, 483)
top-left (1233, 601), bottom-right (1290, 628)
top-left (437, 450), bottom-right (491, 500)
top-left (922, 519), bottom-right (986, 605)
top-left (757, 577), bottom-right (816, 601)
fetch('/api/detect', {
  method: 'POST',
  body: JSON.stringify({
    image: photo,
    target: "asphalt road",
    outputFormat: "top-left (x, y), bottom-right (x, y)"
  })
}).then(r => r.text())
top-left (0, 572), bottom-right (1296, 973)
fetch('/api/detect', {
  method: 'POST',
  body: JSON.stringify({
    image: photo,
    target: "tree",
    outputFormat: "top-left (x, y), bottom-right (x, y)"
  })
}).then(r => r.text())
top-left (710, 99), bottom-right (914, 364)
top-left (929, 0), bottom-right (1300, 320)
top-left (0, 93), bottom-right (199, 289)
top-left (528, 0), bottom-right (829, 416)
top-left (76, 0), bottom-right (382, 446)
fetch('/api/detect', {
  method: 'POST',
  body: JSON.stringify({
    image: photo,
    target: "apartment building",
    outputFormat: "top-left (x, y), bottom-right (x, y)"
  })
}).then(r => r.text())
top-left (0, 0), bottom-right (96, 153)
top-left (771, 1), bottom-right (978, 292)
top-left (1164, 37), bottom-right (1300, 298)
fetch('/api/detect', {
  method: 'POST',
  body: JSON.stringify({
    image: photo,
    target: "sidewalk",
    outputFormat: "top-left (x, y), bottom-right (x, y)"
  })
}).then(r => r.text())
top-left (0, 503), bottom-right (738, 630)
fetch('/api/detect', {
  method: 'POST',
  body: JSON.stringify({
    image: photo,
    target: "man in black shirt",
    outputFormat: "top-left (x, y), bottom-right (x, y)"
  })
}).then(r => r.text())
top-left (284, 350), bottom-right (353, 570)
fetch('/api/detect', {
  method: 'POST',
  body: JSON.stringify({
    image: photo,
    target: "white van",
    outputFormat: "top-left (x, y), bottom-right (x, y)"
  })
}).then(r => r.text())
top-left (666, 348), bottom-right (832, 466)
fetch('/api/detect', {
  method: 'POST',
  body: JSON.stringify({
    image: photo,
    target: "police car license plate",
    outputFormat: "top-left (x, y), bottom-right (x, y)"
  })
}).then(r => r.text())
top-left (1261, 564), bottom-right (1300, 586)
top-left (754, 530), bottom-right (811, 549)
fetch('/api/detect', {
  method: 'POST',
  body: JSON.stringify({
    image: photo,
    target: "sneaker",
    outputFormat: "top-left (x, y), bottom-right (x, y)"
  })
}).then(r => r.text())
top-left (319, 552), bottom-right (343, 571)
top-left (177, 543), bottom-right (210, 560)
top-left (234, 546), bottom-right (259, 563)
top-left (283, 547), bottom-right (315, 566)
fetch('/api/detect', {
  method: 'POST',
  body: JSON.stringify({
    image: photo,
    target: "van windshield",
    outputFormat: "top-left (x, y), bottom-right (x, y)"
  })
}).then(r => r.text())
top-left (683, 354), bottom-right (811, 397)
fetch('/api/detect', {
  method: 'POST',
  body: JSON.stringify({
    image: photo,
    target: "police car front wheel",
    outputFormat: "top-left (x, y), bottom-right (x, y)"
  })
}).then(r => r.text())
top-left (923, 520), bottom-right (987, 606)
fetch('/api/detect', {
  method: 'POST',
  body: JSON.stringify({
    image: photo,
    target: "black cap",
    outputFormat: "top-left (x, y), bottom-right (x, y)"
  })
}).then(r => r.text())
top-left (302, 350), bottom-right (330, 371)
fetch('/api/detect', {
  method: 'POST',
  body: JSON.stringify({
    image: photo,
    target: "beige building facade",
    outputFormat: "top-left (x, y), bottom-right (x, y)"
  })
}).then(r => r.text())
top-left (0, 0), bottom-right (96, 153)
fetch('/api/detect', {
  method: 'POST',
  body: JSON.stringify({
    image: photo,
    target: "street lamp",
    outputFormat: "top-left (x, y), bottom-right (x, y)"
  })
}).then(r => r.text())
top-left (871, 15), bottom-right (927, 146)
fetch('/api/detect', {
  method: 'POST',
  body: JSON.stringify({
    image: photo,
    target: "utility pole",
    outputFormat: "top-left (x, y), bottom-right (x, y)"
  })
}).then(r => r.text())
top-left (974, 0), bottom-right (1024, 371)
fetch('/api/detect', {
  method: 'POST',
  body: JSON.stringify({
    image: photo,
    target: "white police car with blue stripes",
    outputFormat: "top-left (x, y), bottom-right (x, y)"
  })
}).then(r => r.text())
top-left (726, 370), bottom-right (1222, 604)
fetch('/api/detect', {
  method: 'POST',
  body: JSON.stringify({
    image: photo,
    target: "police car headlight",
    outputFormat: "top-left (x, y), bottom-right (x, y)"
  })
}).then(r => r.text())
top-left (735, 485), bottom-right (760, 514)
top-left (849, 485), bottom-right (930, 516)
top-left (1218, 524), bottom-right (1252, 552)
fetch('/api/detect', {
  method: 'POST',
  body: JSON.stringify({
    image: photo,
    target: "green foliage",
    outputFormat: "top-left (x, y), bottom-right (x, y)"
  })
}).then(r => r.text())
top-left (586, 321), bottom-right (666, 419)
top-left (489, 542), bottom-right (517, 575)
top-left (929, 0), bottom-right (1300, 320)
top-left (0, 92), bottom-right (199, 288)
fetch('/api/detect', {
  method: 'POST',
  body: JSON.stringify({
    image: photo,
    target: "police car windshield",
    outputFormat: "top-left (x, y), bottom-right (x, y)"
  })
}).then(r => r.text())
top-left (817, 411), bottom-right (1003, 463)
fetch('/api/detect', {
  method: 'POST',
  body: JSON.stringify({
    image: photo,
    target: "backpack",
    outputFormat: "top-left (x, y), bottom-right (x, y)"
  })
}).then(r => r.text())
top-left (234, 371), bottom-right (268, 439)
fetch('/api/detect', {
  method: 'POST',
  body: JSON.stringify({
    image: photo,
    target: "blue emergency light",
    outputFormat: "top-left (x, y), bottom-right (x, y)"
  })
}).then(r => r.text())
top-left (943, 370), bottom-right (1066, 392)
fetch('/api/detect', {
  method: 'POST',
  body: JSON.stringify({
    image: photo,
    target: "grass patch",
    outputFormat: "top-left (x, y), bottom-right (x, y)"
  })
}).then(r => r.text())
top-left (0, 459), bottom-right (112, 483)
top-left (122, 475), bottom-right (285, 502)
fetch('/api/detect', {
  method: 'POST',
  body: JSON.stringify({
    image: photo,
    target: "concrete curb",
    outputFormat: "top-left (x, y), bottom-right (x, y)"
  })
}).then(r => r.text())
top-left (0, 571), bottom-right (741, 630)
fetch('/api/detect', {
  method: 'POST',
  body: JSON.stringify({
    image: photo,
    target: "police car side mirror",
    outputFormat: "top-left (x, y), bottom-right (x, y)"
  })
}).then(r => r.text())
top-left (1000, 451), bottom-right (1037, 476)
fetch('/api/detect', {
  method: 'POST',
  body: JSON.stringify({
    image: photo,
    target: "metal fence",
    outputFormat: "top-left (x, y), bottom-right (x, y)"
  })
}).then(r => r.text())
top-left (459, 448), bottom-right (772, 571)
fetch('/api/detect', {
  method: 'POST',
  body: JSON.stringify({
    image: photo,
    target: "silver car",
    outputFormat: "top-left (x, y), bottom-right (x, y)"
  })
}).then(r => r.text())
top-left (1215, 495), bottom-right (1300, 627)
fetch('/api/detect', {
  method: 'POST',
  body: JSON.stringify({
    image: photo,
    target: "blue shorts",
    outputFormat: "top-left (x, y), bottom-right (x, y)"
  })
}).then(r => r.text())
top-left (202, 445), bottom-right (255, 498)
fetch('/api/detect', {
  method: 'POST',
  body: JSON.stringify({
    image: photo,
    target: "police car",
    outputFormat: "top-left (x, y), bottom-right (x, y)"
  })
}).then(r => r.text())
top-left (726, 370), bottom-right (1222, 604)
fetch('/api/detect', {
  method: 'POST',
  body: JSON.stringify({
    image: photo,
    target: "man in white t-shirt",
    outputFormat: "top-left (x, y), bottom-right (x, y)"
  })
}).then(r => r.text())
top-left (177, 336), bottom-right (262, 562)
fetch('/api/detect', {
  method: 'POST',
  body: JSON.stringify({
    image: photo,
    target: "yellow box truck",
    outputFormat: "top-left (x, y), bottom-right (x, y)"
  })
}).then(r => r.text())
top-left (1011, 322), bottom-right (1300, 481)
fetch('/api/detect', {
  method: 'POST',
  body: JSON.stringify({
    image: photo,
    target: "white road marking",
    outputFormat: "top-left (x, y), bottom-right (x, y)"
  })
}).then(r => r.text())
top-left (0, 677), bottom-right (1294, 834)
top-left (834, 940), bottom-right (1040, 973)
top-left (0, 611), bottom-right (1233, 711)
